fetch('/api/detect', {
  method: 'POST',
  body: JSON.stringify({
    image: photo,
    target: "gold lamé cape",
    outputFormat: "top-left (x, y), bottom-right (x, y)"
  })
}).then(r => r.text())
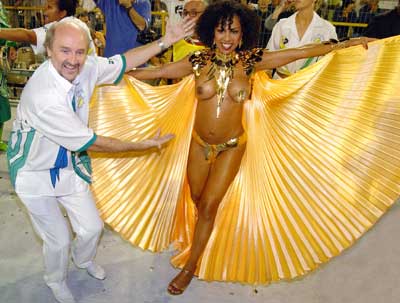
top-left (89, 36), bottom-right (400, 284)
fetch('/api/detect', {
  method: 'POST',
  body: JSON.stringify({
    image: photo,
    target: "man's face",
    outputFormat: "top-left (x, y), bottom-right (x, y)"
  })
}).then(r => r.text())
top-left (46, 25), bottom-right (88, 82)
top-left (182, 1), bottom-right (205, 21)
top-left (44, 0), bottom-right (67, 24)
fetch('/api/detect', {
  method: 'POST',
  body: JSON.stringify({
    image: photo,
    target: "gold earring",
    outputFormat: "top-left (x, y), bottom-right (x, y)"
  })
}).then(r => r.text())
top-left (239, 39), bottom-right (242, 49)
top-left (212, 40), bottom-right (216, 49)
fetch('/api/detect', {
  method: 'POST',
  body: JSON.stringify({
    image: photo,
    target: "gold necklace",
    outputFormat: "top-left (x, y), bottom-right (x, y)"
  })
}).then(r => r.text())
top-left (208, 50), bottom-right (239, 118)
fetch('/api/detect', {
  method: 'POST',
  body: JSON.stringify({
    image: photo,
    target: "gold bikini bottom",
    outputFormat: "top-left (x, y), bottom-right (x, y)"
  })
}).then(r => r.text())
top-left (192, 130), bottom-right (247, 163)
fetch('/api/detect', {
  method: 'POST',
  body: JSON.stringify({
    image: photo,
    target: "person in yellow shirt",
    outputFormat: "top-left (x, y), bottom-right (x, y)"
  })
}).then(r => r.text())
top-left (172, 0), bottom-right (207, 62)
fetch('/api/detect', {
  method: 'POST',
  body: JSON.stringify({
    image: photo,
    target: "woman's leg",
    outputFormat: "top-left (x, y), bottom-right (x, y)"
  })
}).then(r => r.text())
top-left (187, 139), bottom-right (213, 206)
top-left (168, 140), bottom-right (246, 294)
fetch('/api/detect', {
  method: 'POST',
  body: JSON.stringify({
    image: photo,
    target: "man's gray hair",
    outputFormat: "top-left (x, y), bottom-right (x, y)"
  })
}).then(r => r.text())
top-left (44, 17), bottom-right (91, 50)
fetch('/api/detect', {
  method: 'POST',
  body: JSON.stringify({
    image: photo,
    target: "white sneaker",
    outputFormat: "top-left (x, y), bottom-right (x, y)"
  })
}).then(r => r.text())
top-left (86, 262), bottom-right (106, 280)
top-left (47, 281), bottom-right (76, 303)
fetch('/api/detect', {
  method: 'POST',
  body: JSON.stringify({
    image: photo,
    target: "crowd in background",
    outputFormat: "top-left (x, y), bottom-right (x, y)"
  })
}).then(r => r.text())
top-left (1, 0), bottom-right (398, 147)
top-left (1, 0), bottom-right (399, 49)
top-left (0, 0), bottom-right (398, 107)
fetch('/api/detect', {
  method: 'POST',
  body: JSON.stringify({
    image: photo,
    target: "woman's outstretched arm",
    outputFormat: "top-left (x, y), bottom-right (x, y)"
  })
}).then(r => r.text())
top-left (128, 57), bottom-right (193, 80)
top-left (256, 37), bottom-right (375, 71)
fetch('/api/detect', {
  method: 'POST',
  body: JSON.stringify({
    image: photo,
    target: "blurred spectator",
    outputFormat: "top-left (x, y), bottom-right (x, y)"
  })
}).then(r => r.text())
top-left (172, 0), bottom-right (206, 62)
top-left (364, 0), bottom-right (400, 38)
top-left (255, 0), bottom-right (271, 48)
top-left (333, 0), bottom-right (358, 39)
top-left (0, 41), bottom-right (17, 151)
top-left (94, 0), bottom-right (151, 56)
top-left (358, 0), bottom-right (381, 24)
top-left (247, 0), bottom-right (259, 10)
top-left (164, 0), bottom-right (186, 24)
top-left (77, 9), bottom-right (106, 56)
top-left (0, 1), bottom-right (9, 45)
top-left (316, 0), bottom-right (329, 19)
top-left (6, 41), bottom-right (17, 66)
top-left (264, 0), bottom-right (295, 32)
top-left (355, 0), bottom-right (381, 35)
top-left (151, 0), bottom-right (168, 37)
top-left (80, 0), bottom-right (97, 11)
top-left (0, 0), bottom-right (98, 56)
top-left (152, 0), bottom-right (168, 11)
top-left (267, 0), bottom-right (337, 78)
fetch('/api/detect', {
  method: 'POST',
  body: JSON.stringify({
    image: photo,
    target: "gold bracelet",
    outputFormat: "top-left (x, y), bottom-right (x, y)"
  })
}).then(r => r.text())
top-left (322, 39), bottom-right (347, 50)
top-left (337, 41), bottom-right (346, 49)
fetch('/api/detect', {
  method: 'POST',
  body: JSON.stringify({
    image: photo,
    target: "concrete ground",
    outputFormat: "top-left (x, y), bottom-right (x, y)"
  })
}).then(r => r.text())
top-left (1, 107), bottom-right (400, 303)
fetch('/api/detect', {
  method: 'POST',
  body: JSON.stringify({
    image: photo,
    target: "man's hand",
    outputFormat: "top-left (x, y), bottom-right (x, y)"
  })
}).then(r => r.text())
top-left (119, 0), bottom-right (134, 9)
top-left (88, 129), bottom-right (175, 153)
top-left (162, 16), bottom-right (196, 47)
top-left (142, 129), bottom-right (175, 150)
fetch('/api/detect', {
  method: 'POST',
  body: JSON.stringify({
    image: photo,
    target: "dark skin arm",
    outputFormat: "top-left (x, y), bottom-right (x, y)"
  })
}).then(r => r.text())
top-left (129, 37), bottom-right (374, 79)
top-left (128, 56), bottom-right (194, 80)
top-left (0, 28), bottom-right (37, 45)
top-left (256, 37), bottom-right (374, 71)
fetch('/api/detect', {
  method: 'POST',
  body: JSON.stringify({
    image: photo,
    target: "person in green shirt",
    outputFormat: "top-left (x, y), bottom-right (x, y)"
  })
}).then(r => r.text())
top-left (0, 41), bottom-right (17, 151)
top-left (0, 2), bottom-right (12, 151)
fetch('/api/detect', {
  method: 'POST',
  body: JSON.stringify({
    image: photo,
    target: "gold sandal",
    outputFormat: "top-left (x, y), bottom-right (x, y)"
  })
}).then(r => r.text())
top-left (167, 268), bottom-right (195, 295)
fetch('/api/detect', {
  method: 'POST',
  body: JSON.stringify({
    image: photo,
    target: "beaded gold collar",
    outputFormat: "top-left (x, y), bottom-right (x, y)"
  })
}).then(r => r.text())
top-left (208, 50), bottom-right (239, 118)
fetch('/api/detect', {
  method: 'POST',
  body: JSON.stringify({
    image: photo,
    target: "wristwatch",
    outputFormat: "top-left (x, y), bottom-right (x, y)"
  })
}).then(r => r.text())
top-left (157, 39), bottom-right (167, 51)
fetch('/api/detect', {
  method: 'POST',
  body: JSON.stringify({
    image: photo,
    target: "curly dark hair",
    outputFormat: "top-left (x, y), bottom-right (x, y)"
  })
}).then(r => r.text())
top-left (58, 0), bottom-right (78, 17)
top-left (196, 0), bottom-right (260, 51)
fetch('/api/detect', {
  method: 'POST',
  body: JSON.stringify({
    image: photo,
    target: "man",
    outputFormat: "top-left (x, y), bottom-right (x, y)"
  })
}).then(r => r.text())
top-left (172, 0), bottom-right (206, 62)
top-left (364, 0), bottom-right (400, 38)
top-left (0, 0), bottom-right (95, 56)
top-left (7, 18), bottom-right (193, 303)
top-left (94, 0), bottom-right (151, 56)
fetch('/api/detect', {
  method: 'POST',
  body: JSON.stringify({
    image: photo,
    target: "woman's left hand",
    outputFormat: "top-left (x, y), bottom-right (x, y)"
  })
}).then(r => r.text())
top-left (346, 37), bottom-right (377, 49)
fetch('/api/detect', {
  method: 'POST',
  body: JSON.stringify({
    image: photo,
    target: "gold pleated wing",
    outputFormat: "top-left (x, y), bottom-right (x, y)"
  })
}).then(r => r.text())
top-left (90, 76), bottom-right (197, 252)
top-left (90, 36), bottom-right (400, 284)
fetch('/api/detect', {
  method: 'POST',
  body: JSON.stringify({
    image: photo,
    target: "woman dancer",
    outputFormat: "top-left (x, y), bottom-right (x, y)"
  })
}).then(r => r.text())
top-left (128, 0), bottom-right (372, 294)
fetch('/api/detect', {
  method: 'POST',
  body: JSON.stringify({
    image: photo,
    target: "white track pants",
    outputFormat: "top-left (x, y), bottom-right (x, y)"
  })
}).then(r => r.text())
top-left (18, 188), bottom-right (104, 284)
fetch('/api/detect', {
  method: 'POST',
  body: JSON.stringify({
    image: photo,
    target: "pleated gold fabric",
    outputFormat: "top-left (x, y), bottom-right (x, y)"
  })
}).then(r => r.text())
top-left (90, 36), bottom-right (400, 285)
